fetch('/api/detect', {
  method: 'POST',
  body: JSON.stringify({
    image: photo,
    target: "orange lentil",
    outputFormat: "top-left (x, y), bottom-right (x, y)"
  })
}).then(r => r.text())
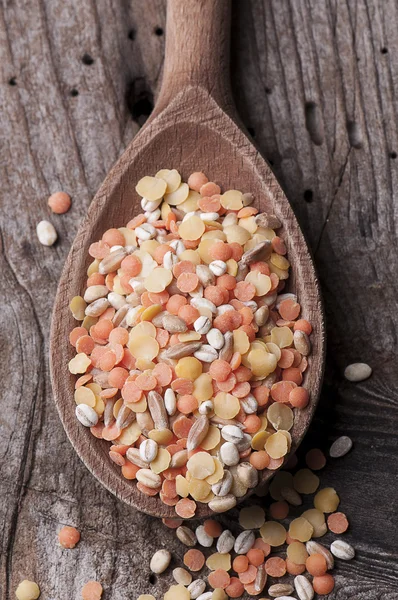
top-left (167, 212), bottom-right (178, 231)
top-left (204, 285), bottom-right (225, 306)
top-left (94, 319), bottom-right (114, 339)
top-left (156, 328), bottom-right (170, 348)
top-left (188, 171), bottom-right (209, 192)
top-left (294, 319), bottom-right (313, 335)
top-left (306, 553), bottom-right (328, 576)
top-left (234, 365), bottom-right (252, 382)
top-left (177, 272), bottom-right (199, 293)
top-left (173, 416), bottom-right (194, 439)
top-left (108, 367), bottom-right (129, 389)
top-left (162, 479), bottom-right (177, 498)
top-left (137, 482), bottom-right (160, 496)
top-left (81, 580), bottom-right (103, 600)
top-left (120, 349), bottom-right (136, 370)
top-left (233, 555), bottom-right (249, 573)
top-left (270, 272), bottom-right (280, 291)
top-left (166, 294), bottom-right (188, 315)
top-left (127, 214), bottom-right (146, 229)
top-left (278, 349), bottom-right (295, 369)
top-left (178, 304), bottom-right (200, 324)
top-left (237, 206), bottom-right (258, 218)
top-left (265, 557), bottom-right (286, 577)
top-left (173, 260), bottom-right (196, 278)
top-left (269, 500), bottom-right (289, 520)
top-left (89, 240), bottom-right (110, 259)
top-left (171, 378), bottom-right (194, 395)
top-left (152, 363), bottom-right (172, 386)
top-left (169, 333), bottom-right (181, 346)
top-left (89, 346), bottom-right (107, 367)
top-left (208, 569), bottom-right (231, 590)
top-left (313, 574), bottom-right (335, 595)
top-left (120, 254), bottom-right (142, 276)
top-left (135, 373), bottom-right (157, 391)
top-left (285, 532), bottom-right (297, 545)
top-left (225, 577), bottom-right (245, 599)
top-left (217, 373), bottom-right (237, 393)
top-left (271, 380), bottom-right (296, 403)
top-left (76, 335), bottom-right (95, 355)
top-left (327, 512), bottom-right (349, 534)
top-left (286, 558), bottom-right (306, 575)
top-left (48, 190), bottom-right (71, 214)
top-left (162, 518), bottom-right (183, 529)
top-left (69, 326), bottom-right (88, 347)
top-left (305, 448), bottom-right (326, 471)
top-left (109, 450), bottom-right (125, 466)
top-left (75, 374), bottom-right (93, 388)
top-left (203, 520), bottom-right (222, 538)
top-left (232, 381), bottom-right (251, 398)
top-left (87, 273), bottom-right (105, 287)
top-left (250, 261), bottom-right (270, 275)
top-left (298, 356), bottom-right (309, 373)
top-left (234, 281), bottom-right (256, 302)
top-left (148, 290), bottom-right (170, 305)
top-left (121, 381), bottom-right (143, 403)
top-left (109, 327), bottom-right (129, 347)
top-left (163, 467), bottom-right (186, 480)
top-left (246, 549), bottom-right (264, 567)
top-left (154, 243), bottom-right (174, 265)
top-left (98, 350), bottom-right (117, 372)
top-left (238, 565), bottom-right (257, 584)
top-left (230, 352), bottom-right (242, 371)
top-left (282, 367), bottom-right (303, 385)
top-left (250, 451), bottom-right (270, 470)
top-left (213, 311), bottom-right (243, 333)
top-left (160, 493), bottom-right (179, 506)
top-left (58, 525), bottom-right (80, 549)
top-left (110, 444), bottom-right (130, 455)
top-left (252, 385), bottom-right (270, 407)
top-left (177, 394), bottom-right (198, 415)
top-left (239, 306), bottom-right (254, 325)
top-left (209, 241), bottom-right (232, 261)
top-left (271, 236), bottom-right (287, 255)
top-left (200, 181), bottom-right (221, 196)
top-left (183, 549), bottom-right (205, 571)
top-left (102, 228), bottom-right (125, 247)
top-left (198, 195), bottom-right (221, 212)
top-left (228, 242), bottom-right (243, 261)
top-left (251, 539), bottom-right (270, 557)
top-left (209, 359), bottom-right (232, 382)
top-left (289, 386), bottom-right (309, 408)
top-left (90, 423), bottom-right (104, 439)
top-left (217, 274), bottom-right (237, 290)
top-left (243, 414), bottom-right (261, 433)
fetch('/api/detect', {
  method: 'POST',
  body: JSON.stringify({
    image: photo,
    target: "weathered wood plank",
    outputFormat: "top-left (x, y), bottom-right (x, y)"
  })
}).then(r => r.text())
top-left (0, 0), bottom-right (397, 598)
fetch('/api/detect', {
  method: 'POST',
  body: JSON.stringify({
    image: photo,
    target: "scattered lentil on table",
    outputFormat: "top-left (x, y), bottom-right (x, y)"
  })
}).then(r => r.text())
top-left (68, 169), bottom-right (315, 518)
top-left (143, 445), bottom-right (354, 599)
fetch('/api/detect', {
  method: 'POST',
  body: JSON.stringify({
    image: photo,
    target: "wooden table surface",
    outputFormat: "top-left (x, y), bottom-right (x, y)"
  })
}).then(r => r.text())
top-left (1, 1), bottom-right (397, 599)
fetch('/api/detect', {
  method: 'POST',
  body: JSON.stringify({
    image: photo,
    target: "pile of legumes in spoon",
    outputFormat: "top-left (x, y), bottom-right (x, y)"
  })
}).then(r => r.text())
top-left (68, 169), bottom-right (313, 517)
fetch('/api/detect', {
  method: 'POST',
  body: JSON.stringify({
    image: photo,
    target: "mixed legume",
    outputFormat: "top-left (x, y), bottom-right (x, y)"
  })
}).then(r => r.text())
top-left (68, 169), bottom-right (314, 517)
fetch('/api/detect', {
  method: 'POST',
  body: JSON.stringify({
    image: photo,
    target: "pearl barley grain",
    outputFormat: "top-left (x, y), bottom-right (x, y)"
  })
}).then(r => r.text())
top-left (37, 220), bottom-right (57, 246)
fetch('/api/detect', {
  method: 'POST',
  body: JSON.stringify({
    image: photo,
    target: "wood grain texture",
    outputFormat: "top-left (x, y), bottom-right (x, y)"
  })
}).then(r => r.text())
top-left (50, 0), bottom-right (325, 520)
top-left (0, 0), bottom-right (397, 599)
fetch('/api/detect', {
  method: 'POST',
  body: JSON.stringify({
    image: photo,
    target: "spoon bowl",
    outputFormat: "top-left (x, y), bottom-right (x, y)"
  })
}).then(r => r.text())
top-left (50, 0), bottom-right (325, 518)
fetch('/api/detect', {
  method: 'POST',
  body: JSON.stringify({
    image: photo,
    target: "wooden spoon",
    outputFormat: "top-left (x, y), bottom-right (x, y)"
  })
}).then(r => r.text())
top-left (50, 0), bottom-right (325, 518)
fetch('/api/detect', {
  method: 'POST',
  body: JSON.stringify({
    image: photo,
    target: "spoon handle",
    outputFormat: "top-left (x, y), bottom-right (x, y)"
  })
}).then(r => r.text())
top-left (155, 0), bottom-right (232, 112)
